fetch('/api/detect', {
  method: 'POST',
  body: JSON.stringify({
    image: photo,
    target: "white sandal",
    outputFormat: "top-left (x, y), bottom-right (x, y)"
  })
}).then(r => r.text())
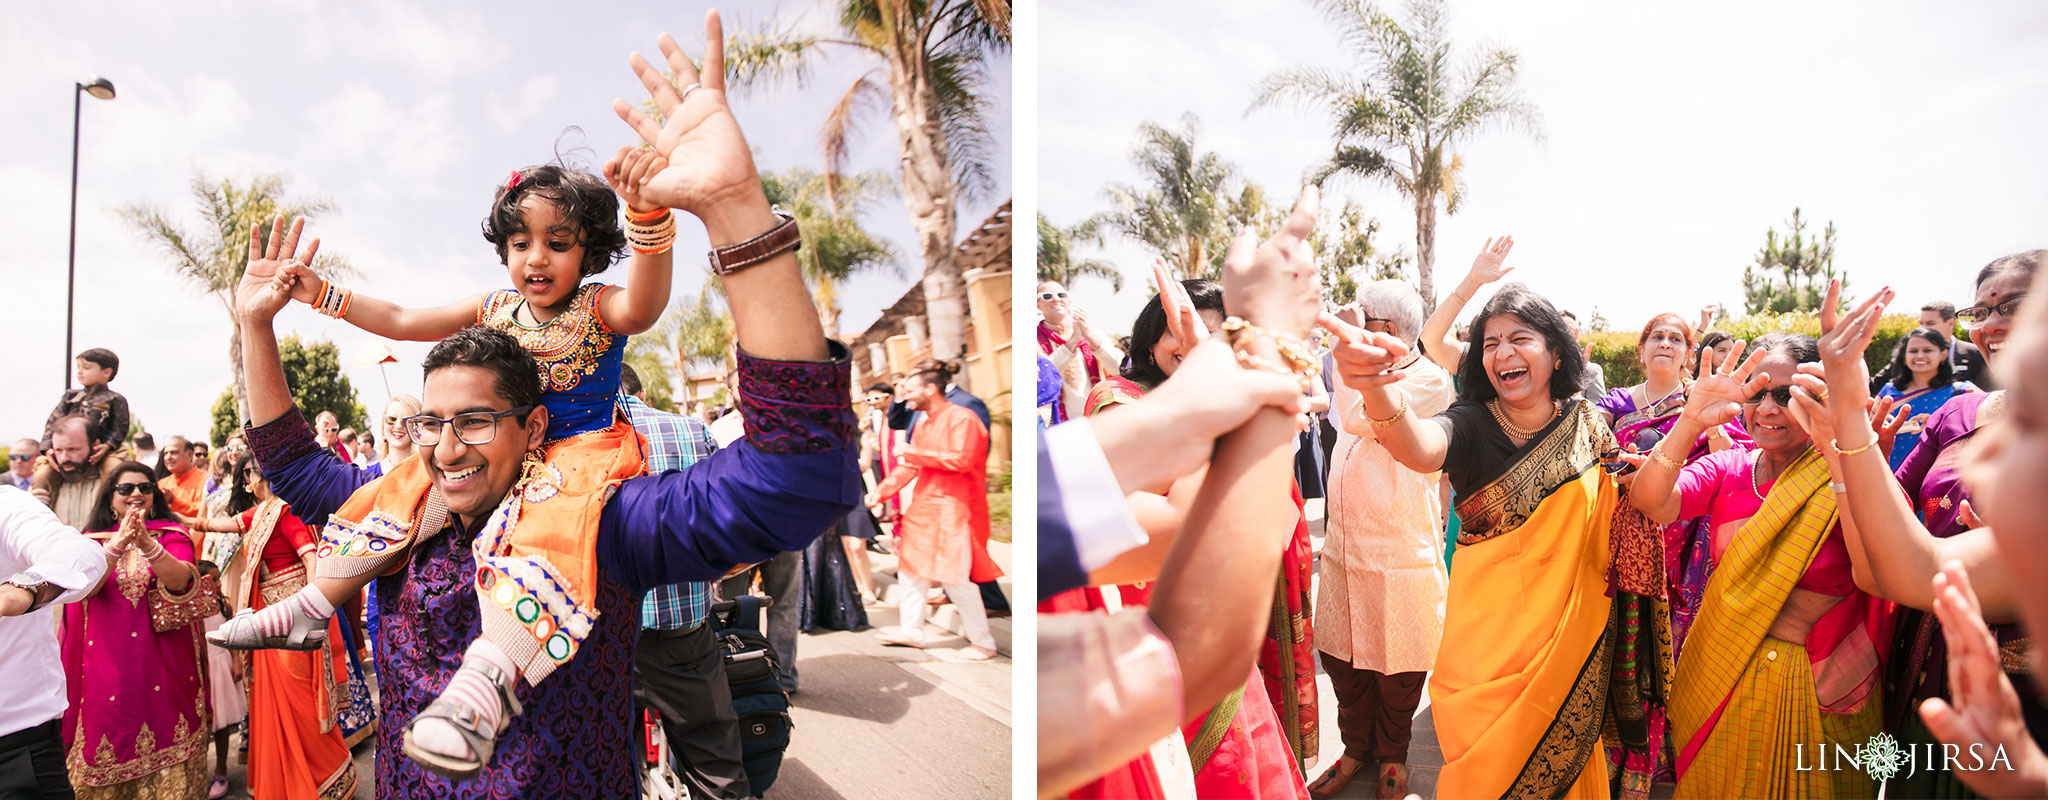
top-left (400, 660), bottom-right (524, 781)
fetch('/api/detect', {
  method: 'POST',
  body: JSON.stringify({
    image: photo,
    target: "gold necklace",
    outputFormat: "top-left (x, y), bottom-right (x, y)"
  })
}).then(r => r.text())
top-left (1488, 399), bottom-right (1560, 440)
top-left (1750, 445), bottom-right (1812, 501)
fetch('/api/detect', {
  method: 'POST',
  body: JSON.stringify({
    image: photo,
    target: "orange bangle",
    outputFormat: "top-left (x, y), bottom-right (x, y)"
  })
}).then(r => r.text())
top-left (625, 205), bottom-right (670, 223)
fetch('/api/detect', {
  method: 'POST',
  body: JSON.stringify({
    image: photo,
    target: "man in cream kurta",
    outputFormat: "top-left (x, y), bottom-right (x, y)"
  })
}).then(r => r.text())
top-left (1315, 352), bottom-right (1455, 790)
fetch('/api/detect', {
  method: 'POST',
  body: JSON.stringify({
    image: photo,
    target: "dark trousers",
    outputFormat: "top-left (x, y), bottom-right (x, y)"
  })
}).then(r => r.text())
top-left (1319, 653), bottom-right (1427, 763)
top-left (0, 720), bottom-right (74, 800)
top-left (719, 549), bottom-right (801, 692)
top-left (634, 625), bottom-right (751, 800)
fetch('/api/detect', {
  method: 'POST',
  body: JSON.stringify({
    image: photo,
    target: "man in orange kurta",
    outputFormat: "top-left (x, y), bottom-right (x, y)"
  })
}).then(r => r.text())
top-left (157, 437), bottom-right (210, 547)
top-left (867, 369), bottom-right (998, 661)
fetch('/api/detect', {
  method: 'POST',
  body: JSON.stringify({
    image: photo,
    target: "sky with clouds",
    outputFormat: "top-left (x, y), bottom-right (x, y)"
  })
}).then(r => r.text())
top-left (2, 0), bottom-right (1010, 446)
top-left (1040, 0), bottom-right (2047, 339)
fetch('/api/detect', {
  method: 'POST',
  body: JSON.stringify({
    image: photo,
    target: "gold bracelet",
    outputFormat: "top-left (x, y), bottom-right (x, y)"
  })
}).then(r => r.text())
top-left (1649, 445), bottom-right (1685, 471)
top-left (1220, 317), bottom-right (1320, 381)
top-left (1232, 350), bottom-right (1315, 395)
top-left (1366, 394), bottom-right (1409, 428)
top-left (1832, 437), bottom-right (1878, 457)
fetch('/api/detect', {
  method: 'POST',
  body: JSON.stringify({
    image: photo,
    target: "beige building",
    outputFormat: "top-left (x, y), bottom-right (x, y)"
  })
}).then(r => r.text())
top-left (850, 201), bottom-right (1013, 469)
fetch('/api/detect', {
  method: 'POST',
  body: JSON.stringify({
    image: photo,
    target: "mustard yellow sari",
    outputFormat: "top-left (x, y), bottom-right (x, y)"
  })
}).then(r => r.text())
top-left (1669, 451), bottom-right (1887, 799)
top-left (1432, 400), bottom-right (1660, 798)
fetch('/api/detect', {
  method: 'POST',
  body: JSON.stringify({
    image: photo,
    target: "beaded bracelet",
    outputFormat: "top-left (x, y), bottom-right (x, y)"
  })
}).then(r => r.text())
top-left (627, 209), bottom-right (677, 255)
top-left (313, 280), bottom-right (352, 318)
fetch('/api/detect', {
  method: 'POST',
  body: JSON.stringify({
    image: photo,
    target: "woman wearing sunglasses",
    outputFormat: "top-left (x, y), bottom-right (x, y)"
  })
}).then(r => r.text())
top-left (1627, 331), bottom-right (1890, 798)
top-left (59, 461), bottom-right (215, 799)
top-left (366, 395), bottom-right (423, 479)
top-left (185, 454), bottom-right (359, 798)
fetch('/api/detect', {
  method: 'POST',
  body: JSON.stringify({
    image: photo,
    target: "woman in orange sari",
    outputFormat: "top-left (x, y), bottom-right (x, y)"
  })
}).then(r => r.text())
top-left (188, 453), bottom-right (357, 798)
top-left (1328, 282), bottom-right (1665, 798)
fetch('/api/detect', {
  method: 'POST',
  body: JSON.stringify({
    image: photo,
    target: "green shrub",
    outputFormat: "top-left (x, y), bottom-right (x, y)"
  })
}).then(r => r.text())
top-left (1583, 313), bottom-right (1918, 390)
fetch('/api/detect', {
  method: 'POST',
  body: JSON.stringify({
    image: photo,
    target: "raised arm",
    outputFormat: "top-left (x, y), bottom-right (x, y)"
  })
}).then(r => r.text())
top-left (236, 216), bottom-right (377, 526)
top-left (1418, 236), bottom-right (1514, 371)
top-left (597, 346), bottom-right (859, 593)
top-left (275, 259), bottom-right (481, 343)
top-left (595, 145), bottom-right (676, 335)
top-left (1630, 343), bottom-right (1768, 525)
top-left (1816, 288), bottom-right (2019, 618)
top-left (614, 11), bottom-right (826, 363)
top-left (1324, 316), bottom-right (1448, 472)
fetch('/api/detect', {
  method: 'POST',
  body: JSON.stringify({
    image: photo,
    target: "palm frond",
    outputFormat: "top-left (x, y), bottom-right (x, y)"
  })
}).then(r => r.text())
top-left (724, 23), bottom-right (843, 95)
top-left (929, 49), bottom-right (998, 202)
top-left (820, 70), bottom-right (892, 201)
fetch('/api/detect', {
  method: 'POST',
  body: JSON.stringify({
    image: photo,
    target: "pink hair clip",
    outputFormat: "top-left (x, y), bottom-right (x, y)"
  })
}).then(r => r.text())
top-left (505, 169), bottom-right (524, 189)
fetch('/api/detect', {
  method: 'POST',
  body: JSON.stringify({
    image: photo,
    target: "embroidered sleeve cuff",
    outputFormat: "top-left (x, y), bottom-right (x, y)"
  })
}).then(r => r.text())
top-left (244, 406), bottom-right (321, 471)
top-left (734, 341), bottom-right (858, 455)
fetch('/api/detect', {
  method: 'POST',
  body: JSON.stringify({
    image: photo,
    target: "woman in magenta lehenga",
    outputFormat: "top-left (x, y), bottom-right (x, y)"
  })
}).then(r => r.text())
top-left (1592, 314), bottom-right (1749, 797)
top-left (60, 461), bottom-right (215, 799)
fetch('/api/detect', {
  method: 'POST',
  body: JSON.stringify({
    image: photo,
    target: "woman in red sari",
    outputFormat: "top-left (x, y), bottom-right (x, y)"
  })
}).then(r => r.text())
top-left (60, 461), bottom-right (214, 799)
top-left (187, 453), bottom-right (358, 799)
top-left (1056, 278), bottom-right (1312, 799)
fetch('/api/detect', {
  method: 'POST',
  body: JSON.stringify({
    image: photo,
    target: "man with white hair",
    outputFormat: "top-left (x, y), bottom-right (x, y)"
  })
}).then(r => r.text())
top-left (1310, 279), bottom-right (1457, 799)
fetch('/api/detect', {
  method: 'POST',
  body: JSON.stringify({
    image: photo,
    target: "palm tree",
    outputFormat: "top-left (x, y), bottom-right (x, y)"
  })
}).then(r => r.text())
top-left (1094, 116), bottom-right (1238, 281)
top-left (118, 172), bottom-right (351, 424)
top-left (1252, 0), bottom-right (1541, 312)
top-left (725, 0), bottom-right (1009, 381)
top-left (625, 292), bottom-right (736, 411)
top-left (1036, 213), bottom-right (1122, 291)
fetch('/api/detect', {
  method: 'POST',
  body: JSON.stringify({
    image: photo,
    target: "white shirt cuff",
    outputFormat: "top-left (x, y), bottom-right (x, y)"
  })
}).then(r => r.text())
top-left (1044, 419), bottom-right (1149, 571)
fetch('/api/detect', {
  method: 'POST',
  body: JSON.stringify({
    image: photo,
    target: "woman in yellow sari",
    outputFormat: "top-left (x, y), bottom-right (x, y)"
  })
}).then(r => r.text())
top-left (187, 454), bottom-right (357, 799)
top-left (1629, 333), bottom-right (1889, 798)
top-left (1327, 282), bottom-right (1655, 798)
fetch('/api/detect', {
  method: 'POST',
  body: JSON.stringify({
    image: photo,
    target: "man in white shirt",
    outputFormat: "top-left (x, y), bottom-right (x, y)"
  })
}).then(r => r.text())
top-left (0, 485), bottom-right (111, 798)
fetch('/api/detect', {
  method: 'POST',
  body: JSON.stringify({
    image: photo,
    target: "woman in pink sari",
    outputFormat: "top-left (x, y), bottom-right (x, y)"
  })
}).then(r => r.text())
top-left (60, 460), bottom-right (214, 799)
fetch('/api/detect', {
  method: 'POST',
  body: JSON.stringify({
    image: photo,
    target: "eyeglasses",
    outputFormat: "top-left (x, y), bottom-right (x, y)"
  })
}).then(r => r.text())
top-left (7, 454), bottom-right (32, 462)
top-left (1744, 386), bottom-right (1796, 407)
top-left (1038, 291), bottom-right (1067, 301)
top-left (243, 471), bottom-right (262, 481)
top-left (1956, 295), bottom-right (2027, 330)
top-left (384, 416), bottom-right (402, 425)
top-left (112, 482), bottom-right (156, 496)
top-left (402, 406), bottom-right (535, 446)
top-left (228, 444), bottom-right (248, 453)
top-left (864, 394), bottom-right (891, 404)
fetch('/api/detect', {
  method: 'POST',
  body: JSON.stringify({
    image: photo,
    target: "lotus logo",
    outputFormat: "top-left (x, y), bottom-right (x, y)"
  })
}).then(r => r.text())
top-left (1858, 733), bottom-right (1906, 783)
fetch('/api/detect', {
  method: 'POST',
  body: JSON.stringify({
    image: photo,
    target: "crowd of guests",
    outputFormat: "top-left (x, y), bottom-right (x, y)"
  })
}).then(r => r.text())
top-left (1036, 183), bottom-right (2047, 799)
top-left (0, 10), bottom-right (1001, 798)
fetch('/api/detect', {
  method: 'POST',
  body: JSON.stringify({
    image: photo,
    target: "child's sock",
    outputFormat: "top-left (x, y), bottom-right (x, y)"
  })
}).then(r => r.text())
top-left (410, 638), bottom-right (518, 762)
top-left (217, 584), bottom-right (333, 647)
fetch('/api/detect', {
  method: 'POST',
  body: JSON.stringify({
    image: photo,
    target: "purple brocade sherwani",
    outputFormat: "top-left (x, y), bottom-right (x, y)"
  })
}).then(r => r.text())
top-left (246, 345), bottom-right (860, 798)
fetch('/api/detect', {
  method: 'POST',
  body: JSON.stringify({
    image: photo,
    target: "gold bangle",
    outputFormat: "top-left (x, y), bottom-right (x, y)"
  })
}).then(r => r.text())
top-left (1366, 394), bottom-right (1409, 428)
top-left (1649, 445), bottom-right (1685, 471)
top-left (1832, 438), bottom-right (1878, 457)
top-left (1220, 317), bottom-right (1320, 381)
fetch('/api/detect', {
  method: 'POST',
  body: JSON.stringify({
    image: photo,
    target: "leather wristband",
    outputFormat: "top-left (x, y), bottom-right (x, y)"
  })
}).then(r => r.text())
top-left (707, 208), bottom-right (801, 276)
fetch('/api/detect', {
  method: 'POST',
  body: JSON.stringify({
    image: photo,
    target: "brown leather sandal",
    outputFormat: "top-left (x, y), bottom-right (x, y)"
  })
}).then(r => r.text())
top-left (1308, 756), bottom-right (1369, 799)
top-left (1376, 763), bottom-right (1408, 800)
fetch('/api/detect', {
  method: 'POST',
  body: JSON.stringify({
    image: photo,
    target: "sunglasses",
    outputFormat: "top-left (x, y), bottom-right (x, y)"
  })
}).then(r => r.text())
top-left (1744, 386), bottom-right (1796, 407)
top-left (1956, 294), bottom-right (2027, 330)
top-left (112, 482), bottom-right (156, 496)
top-left (1038, 291), bottom-right (1068, 301)
top-left (7, 454), bottom-right (32, 462)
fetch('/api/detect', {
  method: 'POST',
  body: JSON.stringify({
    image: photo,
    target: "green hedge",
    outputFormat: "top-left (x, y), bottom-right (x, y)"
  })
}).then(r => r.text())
top-left (1584, 313), bottom-right (1919, 390)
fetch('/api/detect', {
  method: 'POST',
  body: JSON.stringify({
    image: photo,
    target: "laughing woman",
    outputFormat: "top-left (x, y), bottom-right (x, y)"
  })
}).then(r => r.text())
top-left (1327, 282), bottom-right (1656, 798)
top-left (60, 461), bottom-right (215, 800)
top-left (1628, 334), bottom-right (1890, 799)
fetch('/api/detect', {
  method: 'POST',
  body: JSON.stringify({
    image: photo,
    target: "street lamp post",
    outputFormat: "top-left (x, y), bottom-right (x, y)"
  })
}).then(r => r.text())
top-left (66, 75), bottom-right (116, 391)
